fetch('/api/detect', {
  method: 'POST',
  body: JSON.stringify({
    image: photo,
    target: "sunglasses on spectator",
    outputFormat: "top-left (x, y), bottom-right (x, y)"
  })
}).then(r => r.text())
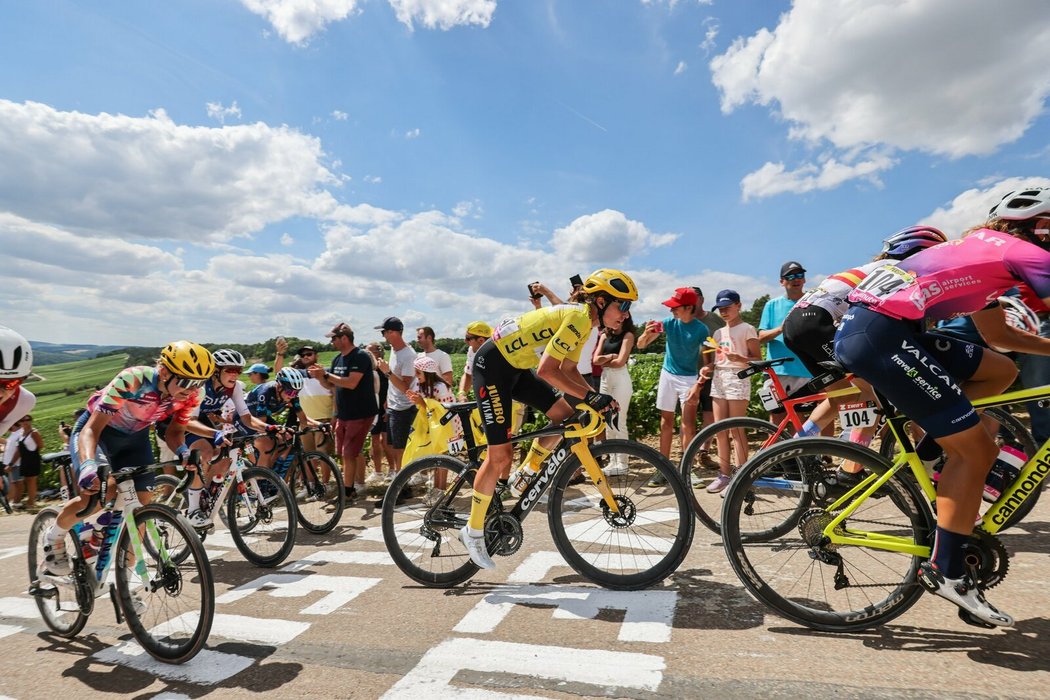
top-left (0, 377), bottom-right (22, 391)
top-left (173, 376), bottom-right (207, 390)
top-left (301, 351), bottom-right (316, 356)
top-left (221, 367), bottom-right (243, 375)
top-left (464, 335), bottom-right (482, 341)
top-left (782, 272), bottom-right (805, 281)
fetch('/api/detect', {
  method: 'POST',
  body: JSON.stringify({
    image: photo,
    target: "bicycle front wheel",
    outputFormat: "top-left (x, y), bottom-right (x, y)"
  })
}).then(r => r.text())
top-left (290, 451), bottom-right (345, 534)
top-left (549, 440), bottom-right (694, 590)
top-left (28, 507), bottom-right (88, 637)
top-left (116, 504), bottom-right (214, 663)
top-left (680, 416), bottom-right (784, 534)
top-left (381, 456), bottom-right (480, 587)
top-left (226, 467), bottom-right (298, 567)
top-left (722, 438), bottom-right (934, 632)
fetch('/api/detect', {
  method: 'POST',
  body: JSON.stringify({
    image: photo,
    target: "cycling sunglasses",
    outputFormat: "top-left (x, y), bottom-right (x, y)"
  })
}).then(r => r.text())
top-left (173, 376), bottom-right (207, 390)
top-left (616, 300), bottom-right (632, 312)
top-left (220, 367), bottom-right (243, 375)
top-left (0, 377), bottom-right (22, 391)
top-left (281, 388), bottom-right (300, 398)
top-left (782, 272), bottom-right (805, 281)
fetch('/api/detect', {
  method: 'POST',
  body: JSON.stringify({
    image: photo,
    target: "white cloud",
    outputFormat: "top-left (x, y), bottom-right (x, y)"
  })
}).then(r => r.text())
top-left (452, 199), bottom-right (483, 218)
top-left (206, 101), bottom-right (242, 124)
top-left (920, 176), bottom-right (1050, 238)
top-left (331, 110), bottom-right (348, 121)
top-left (240, 0), bottom-right (361, 45)
top-left (673, 61), bottom-right (687, 76)
top-left (280, 233), bottom-right (295, 245)
top-left (710, 0), bottom-right (1050, 159)
top-left (741, 151), bottom-right (897, 201)
top-left (404, 127), bottom-right (421, 139)
top-left (387, 0), bottom-right (496, 31)
top-left (699, 17), bottom-right (718, 55)
top-left (0, 99), bottom-right (374, 242)
top-left (551, 210), bottom-right (678, 264)
top-left (363, 175), bottom-right (382, 184)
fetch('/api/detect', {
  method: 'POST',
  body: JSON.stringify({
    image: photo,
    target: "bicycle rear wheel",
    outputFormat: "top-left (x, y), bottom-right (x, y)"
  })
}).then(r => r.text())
top-left (28, 507), bottom-right (88, 637)
top-left (722, 438), bottom-right (933, 631)
top-left (289, 451), bottom-right (345, 534)
top-left (226, 467), bottom-right (298, 567)
top-left (549, 440), bottom-right (694, 590)
top-left (680, 417), bottom-right (784, 534)
top-left (116, 504), bottom-right (214, 663)
top-left (381, 456), bottom-right (480, 587)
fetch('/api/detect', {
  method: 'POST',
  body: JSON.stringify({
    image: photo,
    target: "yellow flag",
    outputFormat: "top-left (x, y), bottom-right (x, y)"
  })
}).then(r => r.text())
top-left (403, 399), bottom-right (457, 465)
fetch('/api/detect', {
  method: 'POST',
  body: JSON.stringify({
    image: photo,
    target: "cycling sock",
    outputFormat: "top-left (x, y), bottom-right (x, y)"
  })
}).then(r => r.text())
top-left (794, 420), bottom-right (821, 438)
top-left (930, 527), bottom-right (970, 579)
top-left (522, 442), bottom-right (552, 473)
top-left (467, 489), bottom-right (492, 531)
top-left (187, 488), bottom-right (202, 512)
top-left (45, 524), bottom-right (68, 544)
top-left (848, 428), bottom-right (873, 448)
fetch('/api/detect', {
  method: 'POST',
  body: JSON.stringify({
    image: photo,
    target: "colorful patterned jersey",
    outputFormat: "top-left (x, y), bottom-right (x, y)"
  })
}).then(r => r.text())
top-left (796, 260), bottom-right (884, 323)
top-left (87, 366), bottom-right (202, 434)
top-left (491, 304), bottom-right (593, 370)
top-left (848, 231), bottom-right (1050, 322)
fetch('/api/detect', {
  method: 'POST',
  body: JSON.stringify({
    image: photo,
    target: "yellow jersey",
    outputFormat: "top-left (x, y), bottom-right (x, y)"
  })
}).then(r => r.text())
top-left (492, 304), bottom-right (593, 370)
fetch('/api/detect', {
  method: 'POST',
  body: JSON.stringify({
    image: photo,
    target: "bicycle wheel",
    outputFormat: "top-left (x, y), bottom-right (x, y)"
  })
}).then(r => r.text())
top-left (680, 417), bottom-right (784, 534)
top-left (548, 439), bottom-right (694, 590)
top-left (225, 467), bottom-right (297, 567)
top-left (879, 406), bottom-right (1038, 530)
top-left (722, 437), bottom-right (934, 632)
top-left (381, 455), bottom-right (480, 587)
top-left (289, 451), bottom-right (345, 534)
top-left (28, 507), bottom-right (88, 637)
top-left (116, 504), bottom-right (214, 663)
top-left (151, 475), bottom-right (184, 508)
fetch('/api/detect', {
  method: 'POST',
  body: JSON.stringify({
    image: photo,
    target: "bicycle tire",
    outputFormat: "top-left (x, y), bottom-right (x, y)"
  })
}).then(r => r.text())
top-left (116, 504), bottom-right (214, 663)
top-left (878, 405), bottom-right (1039, 530)
top-left (289, 451), bottom-right (345, 534)
top-left (381, 455), bottom-right (480, 587)
top-left (680, 416), bottom-right (785, 534)
top-left (225, 467), bottom-right (298, 568)
top-left (722, 437), bottom-right (934, 632)
top-left (549, 439), bottom-right (694, 590)
top-left (28, 507), bottom-right (88, 637)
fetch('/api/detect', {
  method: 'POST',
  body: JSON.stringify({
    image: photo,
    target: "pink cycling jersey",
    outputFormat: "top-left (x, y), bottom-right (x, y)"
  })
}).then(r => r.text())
top-left (847, 230), bottom-right (1050, 322)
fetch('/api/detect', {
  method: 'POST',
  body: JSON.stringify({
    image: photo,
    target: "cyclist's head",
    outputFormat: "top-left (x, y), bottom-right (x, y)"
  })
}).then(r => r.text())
top-left (275, 367), bottom-right (304, 394)
top-left (212, 348), bottom-right (246, 385)
top-left (159, 341), bottom-right (214, 392)
top-left (985, 187), bottom-right (1050, 248)
top-left (580, 268), bottom-right (638, 328)
top-left (0, 326), bottom-right (33, 384)
top-left (878, 225), bottom-right (947, 260)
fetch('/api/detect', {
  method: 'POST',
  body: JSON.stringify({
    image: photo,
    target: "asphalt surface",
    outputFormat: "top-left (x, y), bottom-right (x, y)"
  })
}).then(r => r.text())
top-left (1, 486), bottom-right (1049, 700)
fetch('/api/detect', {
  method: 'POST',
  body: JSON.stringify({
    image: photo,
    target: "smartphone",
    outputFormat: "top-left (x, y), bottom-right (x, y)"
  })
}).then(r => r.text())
top-left (528, 282), bottom-right (542, 300)
top-left (569, 274), bottom-right (583, 288)
top-left (649, 320), bottom-right (664, 333)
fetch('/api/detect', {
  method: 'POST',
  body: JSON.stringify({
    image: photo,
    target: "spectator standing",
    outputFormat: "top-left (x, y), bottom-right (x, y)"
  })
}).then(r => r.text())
top-left (293, 345), bottom-right (334, 455)
top-left (374, 317), bottom-right (418, 480)
top-left (247, 363), bottom-right (271, 386)
top-left (4, 415), bottom-right (43, 510)
top-left (691, 287), bottom-right (724, 463)
top-left (457, 321), bottom-right (492, 401)
top-left (637, 287), bottom-right (710, 478)
top-left (416, 327), bottom-right (454, 386)
top-left (365, 342), bottom-right (396, 482)
top-left (759, 261), bottom-right (812, 421)
top-left (310, 323), bottom-right (378, 500)
top-left (592, 317), bottom-right (636, 476)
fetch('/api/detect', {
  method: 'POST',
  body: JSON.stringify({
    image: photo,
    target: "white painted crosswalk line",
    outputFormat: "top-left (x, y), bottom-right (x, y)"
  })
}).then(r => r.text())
top-left (281, 550), bottom-right (395, 571)
top-left (0, 623), bottom-right (25, 639)
top-left (153, 613), bottom-right (310, 646)
top-left (93, 642), bottom-right (254, 684)
top-left (0, 596), bottom-right (42, 619)
top-left (216, 573), bottom-right (381, 615)
top-left (0, 546), bottom-right (28, 561)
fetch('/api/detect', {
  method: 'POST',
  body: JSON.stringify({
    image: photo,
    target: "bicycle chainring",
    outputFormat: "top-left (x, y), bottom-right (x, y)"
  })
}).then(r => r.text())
top-left (963, 530), bottom-right (1009, 590)
top-left (798, 508), bottom-right (837, 551)
top-left (485, 513), bottom-right (524, 557)
top-left (602, 495), bottom-right (636, 528)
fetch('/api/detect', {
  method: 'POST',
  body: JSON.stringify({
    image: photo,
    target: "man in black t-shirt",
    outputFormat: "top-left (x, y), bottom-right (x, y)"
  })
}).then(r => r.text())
top-left (310, 323), bottom-right (379, 497)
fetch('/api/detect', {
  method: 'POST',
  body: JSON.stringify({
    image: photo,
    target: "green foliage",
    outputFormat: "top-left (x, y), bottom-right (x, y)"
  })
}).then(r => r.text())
top-left (742, 294), bottom-right (770, 329)
top-left (624, 354), bottom-right (663, 436)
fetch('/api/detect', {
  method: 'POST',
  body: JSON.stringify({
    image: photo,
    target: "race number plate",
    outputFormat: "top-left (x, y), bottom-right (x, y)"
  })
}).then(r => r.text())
top-left (838, 401), bottom-right (878, 429)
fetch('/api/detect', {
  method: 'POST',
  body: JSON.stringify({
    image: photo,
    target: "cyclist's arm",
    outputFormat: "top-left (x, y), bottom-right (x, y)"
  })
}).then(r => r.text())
top-left (238, 412), bottom-right (269, 432)
top-left (0, 389), bottom-right (35, 435)
top-left (973, 305), bottom-right (1050, 355)
top-left (537, 353), bottom-right (592, 399)
top-left (183, 418), bottom-right (220, 438)
top-left (76, 411), bottom-right (115, 468)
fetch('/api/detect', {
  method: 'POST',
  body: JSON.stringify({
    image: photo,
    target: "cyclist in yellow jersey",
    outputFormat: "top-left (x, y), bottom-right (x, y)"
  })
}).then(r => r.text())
top-left (461, 268), bottom-right (638, 569)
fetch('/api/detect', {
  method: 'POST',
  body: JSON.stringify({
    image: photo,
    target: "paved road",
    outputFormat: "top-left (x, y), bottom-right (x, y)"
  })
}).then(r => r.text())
top-left (1, 489), bottom-right (1048, 700)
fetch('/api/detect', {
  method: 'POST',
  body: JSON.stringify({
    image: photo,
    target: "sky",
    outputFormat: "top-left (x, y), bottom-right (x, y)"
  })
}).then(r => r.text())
top-left (2, 0), bottom-right (1050, 347)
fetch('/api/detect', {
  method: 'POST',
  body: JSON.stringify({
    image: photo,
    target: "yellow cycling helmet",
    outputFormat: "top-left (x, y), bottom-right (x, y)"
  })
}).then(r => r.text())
top-left (581, 268), bottom-right (639, 301)
top-left (159, 340), bottom-right (215, 380)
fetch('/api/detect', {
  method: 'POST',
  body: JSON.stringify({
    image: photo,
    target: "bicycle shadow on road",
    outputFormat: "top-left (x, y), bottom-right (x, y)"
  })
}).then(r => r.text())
top-left (666, 567), bottom-right (768, 631)
top-left (998, 518), bottom-right (1050, 555)
top-left (769, 617), bottom-right (1050, 672)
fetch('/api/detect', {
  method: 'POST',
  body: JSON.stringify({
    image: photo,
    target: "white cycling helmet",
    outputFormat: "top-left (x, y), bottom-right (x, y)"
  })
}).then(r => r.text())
top-left (275, 367), bottom-right (304, 391)
top-left (0, 326), bottom-right (33, 379)
top-left (998, 296), bottom-right (1040, 335)
top-left (989, 188), bottom-right (1050, 221)
top-left (212, 349), bottom-right (246, 368)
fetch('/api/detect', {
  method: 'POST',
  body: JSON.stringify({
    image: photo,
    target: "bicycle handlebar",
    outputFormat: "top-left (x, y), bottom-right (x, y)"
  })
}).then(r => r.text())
top-left (73, 452), bottom-right (200, 518)
top-left (563, 404), bottom-right (608, 441)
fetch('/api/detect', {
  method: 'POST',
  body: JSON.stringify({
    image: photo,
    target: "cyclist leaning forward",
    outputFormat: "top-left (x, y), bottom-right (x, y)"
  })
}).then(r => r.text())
top-left (461, 268), bottom-right (636, 569)
top-left (834, 187), bottom-right (1050, 627)
top-left (42, 341), bottom-right (215, 575)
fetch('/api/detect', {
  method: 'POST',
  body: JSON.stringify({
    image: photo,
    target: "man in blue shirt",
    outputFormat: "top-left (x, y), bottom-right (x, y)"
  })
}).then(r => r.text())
top-left (759, 261), bottom-right (812, 419)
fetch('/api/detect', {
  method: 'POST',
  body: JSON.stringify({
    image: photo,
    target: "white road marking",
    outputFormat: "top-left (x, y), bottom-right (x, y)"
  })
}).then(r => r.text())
top-left (281, 550), bottom-right (395, 571)
top-left (216, 573), bottom-right (381, 615)
top-left (93, 641), bottom-right (254, 684)
top-left (0, 623), bottom-right (25, 639)
top-left (0, 596), bottom-right (41, 619)
top-left (506, 551), bottom-right (568, 582)
top-left (0, 546), bottom-right (28, 561)
top-left (153, 613), bottom-right (310, 646)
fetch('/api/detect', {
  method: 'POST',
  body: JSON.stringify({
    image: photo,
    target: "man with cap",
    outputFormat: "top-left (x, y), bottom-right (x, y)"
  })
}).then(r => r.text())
top-left (637, 287), bottom-right (710, 480)
top-left (309, 323), bottom-right (378, 498)
top-left (458, 321), bottom-right (492, 401)
top-left (372, 317), bottom-right (418, 479)
top-left (759, 262), bottom-right (813, 418)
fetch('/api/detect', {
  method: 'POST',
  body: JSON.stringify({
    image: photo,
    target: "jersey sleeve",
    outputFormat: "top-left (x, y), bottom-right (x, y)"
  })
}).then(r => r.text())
top-left (1006, 240), bottom-right (1050, 300)
top-left (545, 307), bottom-right (591, 363)
top-left (231, 381), bottom-right (251, 417)
top-left (169, 388), bottom-right (203, 426)
top-left (0, 389), bottom-right (35, 435)
top-left (94, 367), bottom-right (151, 415)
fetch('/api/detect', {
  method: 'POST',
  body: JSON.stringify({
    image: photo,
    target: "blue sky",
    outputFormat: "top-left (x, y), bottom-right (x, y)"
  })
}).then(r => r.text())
top-left (2, 0), bottom-right (1049, 347)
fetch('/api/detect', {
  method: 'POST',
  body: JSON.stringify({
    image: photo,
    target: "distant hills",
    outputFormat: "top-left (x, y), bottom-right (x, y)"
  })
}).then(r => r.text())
top-left (29, 341), bottom-right (137, 366)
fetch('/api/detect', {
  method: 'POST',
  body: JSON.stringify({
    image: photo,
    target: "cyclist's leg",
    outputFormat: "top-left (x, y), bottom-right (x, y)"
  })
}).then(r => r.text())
top-left (254, 434), bottom-right (278, 468)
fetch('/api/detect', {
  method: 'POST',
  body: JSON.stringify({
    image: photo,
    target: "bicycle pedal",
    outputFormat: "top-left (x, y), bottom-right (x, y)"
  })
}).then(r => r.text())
top-left (28, 581), bottom-right (55, 599)
top-left (957, 607), bottom-right (996, 630)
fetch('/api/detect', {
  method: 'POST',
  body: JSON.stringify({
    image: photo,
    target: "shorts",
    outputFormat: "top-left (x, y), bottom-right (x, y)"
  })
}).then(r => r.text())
top-left (334, 417), bottom-right (374, 458)
top-left (5, 462), bottom-right (21, 482)
top-left (70, 412), bottom-right (157, 492)
top-left (387, 406), bottom-right (419, 450)
top-left (835, 305), bottom-right (983, 439)
top-left (19, 455), bottom-right (41, 479)
top-left (656, 369), bottom-right (697, 413)
top-left (783, 305), bottom-right (837, 377)
top-left (370, 411), bottom-right (388, 436)
top-left (698, 372), bottom-right (713, 412)
top-left (711, 367), bottom-right (751, 401)
top-left (471, 340), bottom-right (559, 446)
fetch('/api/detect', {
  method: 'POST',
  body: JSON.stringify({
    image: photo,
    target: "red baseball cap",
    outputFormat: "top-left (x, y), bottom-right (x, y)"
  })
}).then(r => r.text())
top-left (662, 287), bottom-right (699, 308)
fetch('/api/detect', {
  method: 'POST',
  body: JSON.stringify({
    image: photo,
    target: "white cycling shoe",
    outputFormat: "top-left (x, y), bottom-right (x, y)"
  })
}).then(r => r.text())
top-left (918, 562), bottom-right (1014, 627)
top-left (459, 526), bottom-right (496, 570)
